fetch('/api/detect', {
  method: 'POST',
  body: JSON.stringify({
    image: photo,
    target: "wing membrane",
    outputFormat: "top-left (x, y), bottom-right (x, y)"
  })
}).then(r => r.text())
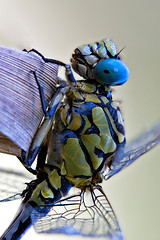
top-left (106, 122), bottom-right (160, 180)
top-left (32, 186), bottom-right (123, 239)
top-left (0, 168), bottom-right (33, 201)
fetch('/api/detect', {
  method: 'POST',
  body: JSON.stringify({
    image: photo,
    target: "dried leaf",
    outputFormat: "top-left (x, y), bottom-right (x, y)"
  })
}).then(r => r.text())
top-left (0, 47), bottom-right (59, 156)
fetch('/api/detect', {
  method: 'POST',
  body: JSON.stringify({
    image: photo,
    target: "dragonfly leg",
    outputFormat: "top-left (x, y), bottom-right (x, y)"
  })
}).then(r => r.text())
top-left (28, 48), bottom-right (66, 67)
top-left (32, 69), bottom-right (48, 115)
top-left (28, 48), bottom-right (77, 86)
top-left (17, 150), bottom-right (37, 174)
top-left (17, 87), bottom-right (69, 173)
top-left (17, 49), bottom-right (74, 173)
top-left (64, 64), bottom-right (77, 85)
top-left (17, 68), bottom-right (50, 172)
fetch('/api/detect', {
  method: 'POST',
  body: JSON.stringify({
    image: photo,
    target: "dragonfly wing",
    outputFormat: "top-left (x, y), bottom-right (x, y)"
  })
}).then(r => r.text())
top-left (106, 122), bottom-right (160, 180)
top-left (0, 168), bottom-right (33, 201)
top-left (31, 186), bottom-right (123, 239)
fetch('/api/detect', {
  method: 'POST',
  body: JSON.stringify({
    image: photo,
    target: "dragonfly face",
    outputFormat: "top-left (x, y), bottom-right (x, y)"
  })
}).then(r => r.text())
top-left (71, 38), bottom-right (129, 85)
top-left (0, 38), bottom-right (159, 240)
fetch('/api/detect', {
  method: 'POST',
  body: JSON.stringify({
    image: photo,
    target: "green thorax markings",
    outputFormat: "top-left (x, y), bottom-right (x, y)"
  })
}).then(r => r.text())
top-left (45, 81), bottom-right (125, 188)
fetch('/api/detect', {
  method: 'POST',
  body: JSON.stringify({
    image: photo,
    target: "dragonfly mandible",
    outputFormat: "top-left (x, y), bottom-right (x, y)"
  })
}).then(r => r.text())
top-left (0, 38), bottom-right (159, 240)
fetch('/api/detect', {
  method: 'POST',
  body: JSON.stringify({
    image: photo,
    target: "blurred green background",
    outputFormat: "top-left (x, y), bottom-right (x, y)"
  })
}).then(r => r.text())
top-left (0, 1), bottom-right (159, 240)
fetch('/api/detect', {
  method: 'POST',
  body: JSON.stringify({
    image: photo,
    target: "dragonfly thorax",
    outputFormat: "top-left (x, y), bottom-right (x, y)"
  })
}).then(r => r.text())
top-left (45, 80), bottom-right (125, 189)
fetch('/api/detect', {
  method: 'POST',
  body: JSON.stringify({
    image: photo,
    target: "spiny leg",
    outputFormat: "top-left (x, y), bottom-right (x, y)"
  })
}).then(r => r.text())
top-left (18, 88), bottom-right (68, 174)
top-left (18, 49), bottom-right (76, 173)
top-left (28, 48), bottom-right (66, 67)
top-left (28, 48), bottom-right (77, 85)
top-left (32, 69), bottom-right (48, 115)
top-left (17, 150), bottom-right (36, 174)
top-left (17, 67), bottom-right (51, 173)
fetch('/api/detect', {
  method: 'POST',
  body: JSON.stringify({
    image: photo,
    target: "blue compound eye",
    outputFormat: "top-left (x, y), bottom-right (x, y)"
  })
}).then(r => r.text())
top-left (93, 58), bottom-right (129, 85)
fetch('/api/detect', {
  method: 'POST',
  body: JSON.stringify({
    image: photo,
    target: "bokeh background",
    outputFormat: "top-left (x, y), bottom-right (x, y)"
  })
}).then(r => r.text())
top-left (0, 1), bottom-right (159, 240)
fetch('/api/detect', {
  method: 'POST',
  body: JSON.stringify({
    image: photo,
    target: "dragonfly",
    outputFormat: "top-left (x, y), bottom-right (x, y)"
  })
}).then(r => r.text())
top-left (0, 38), bottom-right (159, 240)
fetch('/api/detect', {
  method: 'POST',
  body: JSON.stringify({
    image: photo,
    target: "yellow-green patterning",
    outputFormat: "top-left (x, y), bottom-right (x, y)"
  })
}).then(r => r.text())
top-left (29, 39), bottom-right (127, 208)
top-left (47, 82), bottom-right (125, 188)
top-left (3, 38), bottom-right (158, 240)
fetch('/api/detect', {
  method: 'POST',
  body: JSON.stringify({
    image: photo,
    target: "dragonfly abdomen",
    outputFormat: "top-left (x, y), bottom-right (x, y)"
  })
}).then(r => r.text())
top-left (0, 202), bottom-right (33, 240)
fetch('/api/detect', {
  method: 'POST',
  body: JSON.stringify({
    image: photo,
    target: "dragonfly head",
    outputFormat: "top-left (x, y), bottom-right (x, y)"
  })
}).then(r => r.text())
top-left (71, 38), bottom-right (129, 86)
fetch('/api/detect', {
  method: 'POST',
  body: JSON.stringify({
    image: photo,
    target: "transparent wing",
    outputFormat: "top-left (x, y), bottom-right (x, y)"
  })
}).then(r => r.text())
top-left (0, 168), bottom-right (33, 202)
top-left (31, 186), bottom-right (123, 239)
top-left (105, 122), bottom-right (160, 180)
